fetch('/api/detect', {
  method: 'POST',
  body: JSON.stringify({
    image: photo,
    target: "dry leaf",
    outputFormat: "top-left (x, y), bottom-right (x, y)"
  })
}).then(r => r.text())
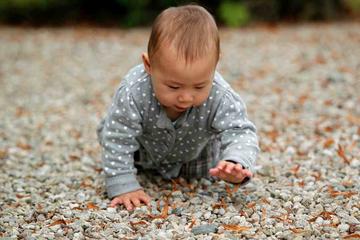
top-left (188, 218), bottom-right (196, 229)
top-left (16, 142), bottom-right (32, 150)
top-left (311, 171), bottom-right (321, 181)
top-left (272, 213), bottom-right (292, 223)
top-left (223, 224), bottom-right (251, 232)
top-left (149, 198), bottom-right (169, 219)
top-left (48, 219), bottom-right (72, 227)
top-left (347, 114), bottom-right (360, 125)
top-left (16, 194), bottom-right (30, 199)
top-left (328, 185), bottom-right (357, 198)
top-left (261, 198), bottom-right (270, 204)
top-left (337, 144), bottom-right (351, 164)
top-left (69, 153), bottom-right (80, 161)
top-left (86, 202), bottom-right (99, 210)
top-left (290, 164), bottom-right (300, 177)
top-left (130, 220), bottom-right (148, 228)
top-left (323, 138), bottom-right (335, 148)
top-left (15, 106), bottom-right (29, 117)
top-left (290, 228), bottom-right (304, 233)
top-left (343, 233), bottom-right (360, 239)
top-left (261, 208), bottom-right (266, 222)
top-left (298, 180), bottom-right (305, 188)
top-left (171, 179), bottom-right (178, 192)
top-left (246, 202), bottom-right (256, 209)
top-left (0, 149), bottom-right (7, 159)
top-left (298, 94), bottom-right (309, 105)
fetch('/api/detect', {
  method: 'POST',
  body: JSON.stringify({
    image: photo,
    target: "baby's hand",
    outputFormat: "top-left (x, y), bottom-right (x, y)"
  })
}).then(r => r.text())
top-left (209, 160), bottom-right (252, 184)
top-left (110, 189), bottom-right (151, 211)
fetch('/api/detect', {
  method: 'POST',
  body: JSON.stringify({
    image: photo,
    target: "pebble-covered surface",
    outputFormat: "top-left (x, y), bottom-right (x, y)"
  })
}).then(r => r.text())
top-left (0, 23), bottom-right (359, 239)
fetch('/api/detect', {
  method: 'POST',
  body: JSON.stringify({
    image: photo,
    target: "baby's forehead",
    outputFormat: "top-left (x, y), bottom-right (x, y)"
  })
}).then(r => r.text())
top-left (152, 41), bottom-right (218, 65)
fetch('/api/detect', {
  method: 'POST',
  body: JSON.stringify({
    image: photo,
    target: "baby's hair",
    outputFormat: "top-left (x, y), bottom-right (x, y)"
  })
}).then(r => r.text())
top-left (148, 4), bottom-right (220, 64)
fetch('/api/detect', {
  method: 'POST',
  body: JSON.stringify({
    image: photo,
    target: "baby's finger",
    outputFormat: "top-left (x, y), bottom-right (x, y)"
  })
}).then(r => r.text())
top-left (209, 168), bottom-right (220, 176)
top-left (123, 198), bottom-right (133, 211)
top-left (241, 168), bottom-right (253, 178)
top-left (234, 164), bottom-right (243, 172)
top-left (110, 197), bottom-right (123, 207)
top-left (131, 198), bottom-right (141, 208)
top-left (224, 163), bottom-right (235, 174)
top-left (217, 161), bottom-right (227, 170)
top-left (139, 195), bottom-right (151, 205)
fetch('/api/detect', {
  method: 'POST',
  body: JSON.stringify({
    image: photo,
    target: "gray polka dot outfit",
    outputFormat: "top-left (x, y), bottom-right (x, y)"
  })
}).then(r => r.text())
top-left (97, 64), bottom-right (259, 198)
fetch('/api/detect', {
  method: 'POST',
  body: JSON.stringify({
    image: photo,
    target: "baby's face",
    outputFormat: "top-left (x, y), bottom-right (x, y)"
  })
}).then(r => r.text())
top-left (143, 45), bottom-right (216, 117)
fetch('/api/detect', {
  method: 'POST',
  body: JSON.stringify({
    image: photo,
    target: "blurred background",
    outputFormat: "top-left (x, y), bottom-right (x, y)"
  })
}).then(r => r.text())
top-left (0, 0), bottom-right (359, 27)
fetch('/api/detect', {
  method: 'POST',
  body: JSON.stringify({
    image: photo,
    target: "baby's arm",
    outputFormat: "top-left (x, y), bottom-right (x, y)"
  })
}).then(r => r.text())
top-left (110, 189), bottom-right (151, 211)
top-left (211, 91), bottom-right (259, 184)
top-left (98, 85), bottom-right (146, 202)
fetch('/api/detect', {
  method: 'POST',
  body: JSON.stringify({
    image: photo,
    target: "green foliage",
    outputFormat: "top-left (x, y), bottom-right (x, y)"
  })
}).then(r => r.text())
top-left (218, 1), bottom-right (250, 27)
top-left (0, 0), bottom-right (353, 26)
top-left (344, 0), bottom-right (360, 13)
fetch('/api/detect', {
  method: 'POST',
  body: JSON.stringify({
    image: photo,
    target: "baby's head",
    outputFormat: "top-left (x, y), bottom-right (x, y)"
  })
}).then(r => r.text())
top-left (142, 5), bottom-right (220, 117)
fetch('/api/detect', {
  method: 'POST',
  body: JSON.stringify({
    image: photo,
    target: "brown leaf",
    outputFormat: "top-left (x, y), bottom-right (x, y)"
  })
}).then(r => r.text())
top-left (298, 180), bottom-right (305, 188)
top-left (290, 164), bottom-right (300, 177)
top-left (16, 142), bottom-right (32, 150)
top-left (69, 129), bottom-right (82, 139)
top-left (261, 208), bottom-right (266, 222)
top-left (130, 220), bottom-right (148, 228)
top-left (261, 198), bottom-right (270, 205)
top-left (0, 149), bottom-right (7, 159)
top-left (170, 179), bottom-right (178, 192)
top-left (265, 129), bottom-right (279, 142)
top-left (16, 194), bottom-right (31, 199)
top-left (347, 114), bottom-right (360, 125)
top-left (328, 185), bottom-right (357, 198)
top-left (298, 94), bottom-right (309, 105)
top-left (311, 171), bottom-right (322, 181)
top-left (290, 228), bottom-right (304, 233)
top-left (86, 202), bottom-right (99, 210)
top-left (149, 198), bottom-right (169, 219)
top-left (15, 106), bottom-right (29, 117)
top-left (223, 224), bottom-right (251, 232)
top-left (343, 233), bottom-right (360, 239)
top-left (246, 202), bottom-right (256, 209)
top-left (188, 218), bottom-right (196, 229)
top-left (323, 138), bottom-right (335, 148)
top-left (337, 144), bottom-right (351, 164)
top-left (272, 213), bottom-right (292, 223)
top-left (212, 197), bottom-right (227, 210)
top-left (48, 219), bottom-right (72, 227)
top-left (69, 153), bottom-right (80, 161)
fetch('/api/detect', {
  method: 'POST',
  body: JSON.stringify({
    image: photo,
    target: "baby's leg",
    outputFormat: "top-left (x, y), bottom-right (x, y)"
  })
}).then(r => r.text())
top-left (179, 137), bottom-right (220, 180)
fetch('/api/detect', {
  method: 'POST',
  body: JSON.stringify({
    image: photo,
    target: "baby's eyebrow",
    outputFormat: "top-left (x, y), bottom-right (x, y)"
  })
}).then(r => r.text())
top-left (167, 80), bottom-right (183, 85)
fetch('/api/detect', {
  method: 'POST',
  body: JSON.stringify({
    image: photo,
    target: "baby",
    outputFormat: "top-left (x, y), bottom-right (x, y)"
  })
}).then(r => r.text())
top-left (97, 5), bottom-right (259, 211)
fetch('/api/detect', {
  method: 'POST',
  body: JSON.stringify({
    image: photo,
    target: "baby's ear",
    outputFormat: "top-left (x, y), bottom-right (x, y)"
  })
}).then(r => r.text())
top-left (141, 52), bottom-right (151, 75)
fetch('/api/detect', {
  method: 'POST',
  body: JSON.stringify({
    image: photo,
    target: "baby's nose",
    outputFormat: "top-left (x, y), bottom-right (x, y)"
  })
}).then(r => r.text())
top-left (178, 92), bottom-right (193, 103)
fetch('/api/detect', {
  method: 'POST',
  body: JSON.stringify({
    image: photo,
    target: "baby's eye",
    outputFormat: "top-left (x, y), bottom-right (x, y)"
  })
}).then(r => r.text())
top-left (168, 86), bottom-right (180, 90)
top-left (195, 86), bottom-right (205, 90)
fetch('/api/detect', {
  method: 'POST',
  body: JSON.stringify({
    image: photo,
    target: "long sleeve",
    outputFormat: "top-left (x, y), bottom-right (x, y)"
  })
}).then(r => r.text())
top-left (211, 91), bottom-right (259, 176)
top-left (97, 85), bottom-right (143, 199)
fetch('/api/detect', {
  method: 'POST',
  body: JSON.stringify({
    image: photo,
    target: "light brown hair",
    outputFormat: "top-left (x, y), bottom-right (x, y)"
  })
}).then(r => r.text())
top-left (147, 5), bottom-right (220, 65)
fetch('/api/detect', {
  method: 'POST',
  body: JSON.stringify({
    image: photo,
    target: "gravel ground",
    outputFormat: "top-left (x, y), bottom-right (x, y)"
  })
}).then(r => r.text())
top-left (0, 22), bottom-right (359, 239)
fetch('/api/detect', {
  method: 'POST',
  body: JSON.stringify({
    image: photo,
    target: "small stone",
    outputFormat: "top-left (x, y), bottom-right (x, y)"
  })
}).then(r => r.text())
top-left (293, 196), bottom-right (302, 202)
top-left (191, 224), bottom-right (218, 235)
top-left (338, 223), bottom-right (349, 233)
top-left (76, 192), bottom-right (87, 202)
top-left (171, 190), bottom-right (183, 198)
top-left (203, 211), bottom-right (211, 220)
top-left (218, 208), bottom-right (226, 215)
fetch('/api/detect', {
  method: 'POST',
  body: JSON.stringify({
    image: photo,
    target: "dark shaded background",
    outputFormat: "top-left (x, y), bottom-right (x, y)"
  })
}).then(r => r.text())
top-left (1, 0), bottom-right (359, 27)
